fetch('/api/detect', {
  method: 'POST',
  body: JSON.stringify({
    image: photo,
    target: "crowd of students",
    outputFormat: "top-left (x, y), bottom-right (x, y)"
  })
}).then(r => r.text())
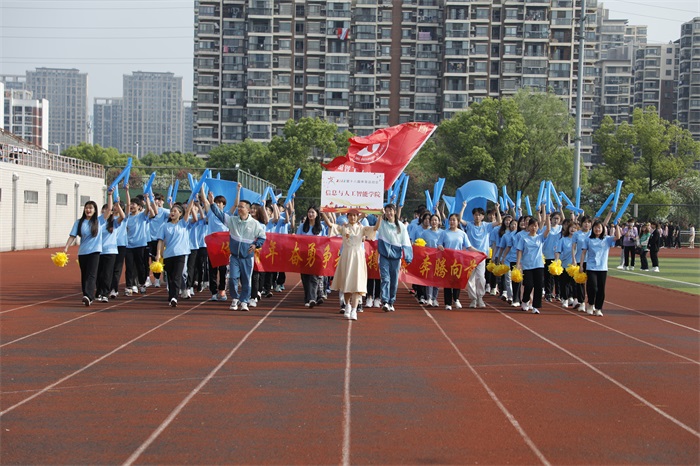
top-left (63, 186), bottom-right (674, 318)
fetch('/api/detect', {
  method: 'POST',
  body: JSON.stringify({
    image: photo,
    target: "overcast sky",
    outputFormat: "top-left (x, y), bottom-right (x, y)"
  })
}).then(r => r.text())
top-left (1, 0), bottom-right (699, 111)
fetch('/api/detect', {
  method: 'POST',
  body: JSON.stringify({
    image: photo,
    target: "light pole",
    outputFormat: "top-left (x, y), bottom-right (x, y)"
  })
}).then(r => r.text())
top-left (135, 141), bottom-right (140, 159)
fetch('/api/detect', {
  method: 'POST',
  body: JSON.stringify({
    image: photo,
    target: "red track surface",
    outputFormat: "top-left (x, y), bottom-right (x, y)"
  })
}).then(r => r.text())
top-left (1, 247), bottom-right (699, 465)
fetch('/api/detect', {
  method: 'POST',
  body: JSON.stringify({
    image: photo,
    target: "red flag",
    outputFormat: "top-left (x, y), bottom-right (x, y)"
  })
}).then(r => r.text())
top-left (322, 122), bottom-right (436, 189)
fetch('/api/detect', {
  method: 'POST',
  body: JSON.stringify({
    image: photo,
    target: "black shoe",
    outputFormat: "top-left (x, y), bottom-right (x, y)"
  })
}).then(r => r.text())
top-left (265, 291), bottom-right (273, 298)
top-left (309, 300), bottom-right (316, 308)
top-left (317, 297), bottom-right (324, 305)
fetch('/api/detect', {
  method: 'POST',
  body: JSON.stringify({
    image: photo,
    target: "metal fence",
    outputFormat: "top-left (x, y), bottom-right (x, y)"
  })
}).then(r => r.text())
top-left (1, 143), bottom-right (104, 179)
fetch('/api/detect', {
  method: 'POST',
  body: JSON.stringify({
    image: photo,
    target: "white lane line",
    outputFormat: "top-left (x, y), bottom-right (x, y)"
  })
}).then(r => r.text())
top-left (0, 292), bottom-right (163, 348)
top-left (605, 300), bottom-right (700, 333)
top-left (422, 307), bottom-right (551, 466)
top-left (494, 307), bottom-right (700, 439)
top-left (538, 302), bottom-right (700, 365)
top-left (612, 269), bottom-right (700, 287)
top-left (341, 319), bottom-right (353, 466)
top-left (0, 299), bottom-right (207, 418)
top-left (122, 282), bottom-right (301, 466)
top-left (0, 293), bottom-right (82, 314)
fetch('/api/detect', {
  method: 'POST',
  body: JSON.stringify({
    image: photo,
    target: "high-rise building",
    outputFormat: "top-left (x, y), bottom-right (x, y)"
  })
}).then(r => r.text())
top-left (25, 68), bottom-right (89, 150)
top-left (2, 88), bottom-right (50, 150)
top-left (634, 43), bottom-right (678, 123)
top-left (93, 98), bottom-right (123, 152)
top-left (122, 71), bottom-right (183, 157)
top-left (193, 0), bottom-right (600, 161)
top-left (676, 18), bottom-right (700, 138)
top-left (183, 101), bottom-right (194, 153)
top-left (0, 75), bottom-right (27, 92)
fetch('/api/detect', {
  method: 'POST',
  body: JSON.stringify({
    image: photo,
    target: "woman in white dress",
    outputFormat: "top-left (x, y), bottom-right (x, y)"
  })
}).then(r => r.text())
top-left (322, 209), bottom-right (381, 321)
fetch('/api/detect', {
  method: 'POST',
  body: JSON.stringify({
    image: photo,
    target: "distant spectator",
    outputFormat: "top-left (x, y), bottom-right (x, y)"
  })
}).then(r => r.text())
top-left (689, 224), bottom-right (695, 249)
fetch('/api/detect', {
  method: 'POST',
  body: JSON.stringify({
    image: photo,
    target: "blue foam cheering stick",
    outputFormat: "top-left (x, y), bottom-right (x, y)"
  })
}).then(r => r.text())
top-left (536, 180), bottom-right (546, 207)
top-left (612, 180), bottom-right (623, 212)
top-left (595, 192), bottom-right (615, 218)
top-left (516, 191), bottom-right (522, 212)
top-left (399, 175), bottom-right (409, 207)
top-left (172, 179), bottom-right (179, 204)
top-left (143, 171), bottom-right (156, 194)
top-left (425, 190), bottom-right (433, 213)
top-left (525, 195), bottom-right (532, 216)
top-left (613, 193), bottom-right (634, 225)
top-left (575, 187), bottom-right (581, 209)
top-left (167, 185), bottom-right (173, 203)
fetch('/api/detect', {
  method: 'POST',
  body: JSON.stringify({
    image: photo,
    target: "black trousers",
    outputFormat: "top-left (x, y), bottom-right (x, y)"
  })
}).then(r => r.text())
top-left (262, 272), bottom-right (276, 293)
top-left (623, 245), bottom-right (636, 267)
top-left (164, 255), bottom-right (187, 301)
top-left (510, 261), bottom-right (521, 303)
top-left (522, 268), bottom-right (544, 309)
top-left (366, 278), bottom-right (380, 298)
top-left (97, 253), bottom-right (117, 298)
top-left (125, 246), bottom-right (147, 288)
top-left (558, 272), bottom-right (573, 301)
top-left (111, 246), bottom-right (126, 292)
top-left (444, 288), bottom-right (461, 306)
top-left (544, 258), bottom-right (557, 298)
top-left (586, 270), bottom-right (607, 310)
top-left (640, 249), bottom-right (649, 270)
top-left (649, 249), bottom-right (659, 268)
top-left (78, 252), bottom-right (100, 301)
top-left (186, 250), bottom-right (198, 288)
top-left (195, 247), bottom-right (208, 286)
top-left (301, 274), bottom-right (321, 304)
top-left (208, 258), bottom-right (228, 295)
top-left (147, 240), bottom-right (161, 279)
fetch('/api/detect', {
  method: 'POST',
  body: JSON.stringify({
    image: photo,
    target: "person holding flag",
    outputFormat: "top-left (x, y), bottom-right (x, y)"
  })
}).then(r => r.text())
top-left (376, 203), bottom-right (413, 312)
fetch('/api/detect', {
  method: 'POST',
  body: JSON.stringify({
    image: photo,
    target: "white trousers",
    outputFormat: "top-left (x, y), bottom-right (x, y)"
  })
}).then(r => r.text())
top-left (467, 261), bottom-right (486, 302)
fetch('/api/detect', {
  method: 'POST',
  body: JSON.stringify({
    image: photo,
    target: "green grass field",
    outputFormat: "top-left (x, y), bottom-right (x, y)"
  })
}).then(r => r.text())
top-left (606, 256), bottom-right (700, 295)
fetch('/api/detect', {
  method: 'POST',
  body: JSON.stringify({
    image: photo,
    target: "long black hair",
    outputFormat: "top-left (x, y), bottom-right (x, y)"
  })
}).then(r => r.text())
top-left (101, 203), bottom-right (115, 234)
top-left (384, 203), bottom-right (401, 232)
top-left (302, 206), bottom-right (323, 235)
top-left (590, 220), bottom-right (607, 240)
top-left (78, 201), bottom-right (100, 238)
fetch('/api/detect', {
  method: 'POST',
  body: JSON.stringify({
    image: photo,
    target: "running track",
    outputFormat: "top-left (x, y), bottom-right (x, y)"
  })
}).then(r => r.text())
top-left (1, 248), bottom-right (698, 465)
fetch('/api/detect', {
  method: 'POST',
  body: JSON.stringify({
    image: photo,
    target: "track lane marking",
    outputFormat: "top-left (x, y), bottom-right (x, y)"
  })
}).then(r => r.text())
top-left (0, 292), bottom-right (82, 314)
top-left (341, 318), bottom-right (353, 466)
top-left (123, 282), bottom-right (301, 466)
top-left (605, 300), bottom-right (700, 333)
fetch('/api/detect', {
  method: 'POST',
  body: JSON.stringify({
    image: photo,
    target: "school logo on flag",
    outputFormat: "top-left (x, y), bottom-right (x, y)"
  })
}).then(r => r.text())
top-left (322, 122), bottom-right (436, 189)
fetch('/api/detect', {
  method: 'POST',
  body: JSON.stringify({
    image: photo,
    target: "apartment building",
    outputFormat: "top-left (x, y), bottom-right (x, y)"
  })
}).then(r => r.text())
top-left (193, 0), bottom-right (603, 161)
top-left (2, 87), bottom-right (50, 150)
top-left (122, 71), bottom-right (183, 157)
top-left (25, 68), bottom-right (89, 150)
top-left (634, 43), bottom-right (677, 123)
top-left (93, 98), bottom-right (123, 153)
top-left (677, 18), bottom-right (700, 139)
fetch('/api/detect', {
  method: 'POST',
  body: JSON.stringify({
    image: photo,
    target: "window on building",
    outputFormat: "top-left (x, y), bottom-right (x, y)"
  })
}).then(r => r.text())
top-left (24, 190), bottom-right (38, 204)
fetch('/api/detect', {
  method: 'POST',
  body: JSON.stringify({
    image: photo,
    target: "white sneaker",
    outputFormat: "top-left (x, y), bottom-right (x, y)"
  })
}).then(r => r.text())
top-left (577, 303), bottom-right (586, 312)
top-left (229, 299), bottom-right (239, 311)
top-left (344, 303), bottom-right (352, 319)
top-left (373, 299), bottom-right (382, 308)
top-left (629, 266), bottom-right (634, 271)
top-left (419, 298), bottom-right (427, 305)
top-left (365, 297), bottom-right (373, 308)
top-left (249, 299), bottom-right (258, 307)
top-left (568, 298), bottom-right (575, 306)
top-left (154, 278), bottom-right (161, 288)
top-left (109, 290), bottom-right (118, 299)
top-left (139, 286), bottom-right (146, 294)
top-left (169, 298), bottom-right (177, 307)
top-left (125, 288), bottom-right (133, 297)
top-left (532, 308), bottom-right (540, 314)
top-left (189, 287), bottom-right (195, 297)
top-left (211, 294), bottom-right (219, 301)
top-left (469, 300), bottom-right (478, 308)
top-left (653, 267), bottom-right (660, 272)
top-left (490, 288), bottom-right (498, 296)
top-left (350, 309), bottom-right (358, 321)
top-left (388, 304), bottom-right (395, 312)
top-left (477, 299), bottom-right (486, 308)
top-left (132, 286), bottom-right (138, 293)
top-left (485, 285), bottom-right (491, 293)
top-left (382, 302), bottom-right (390, 312)
top-left (595, 309), bottom-right (604, 317)
top-left (512, 301), bottom-right (521, 308)
top-left (454, 300), bottom-right (463, 309)
top-left (181, 290), bottom-right (190, 299)
top-left (145, 277), bottom-right (152, 287)
top-left (616, 265), bottom-right (625, 270)
top-left (431, 299), bottom-right (439, 307)
top-left (586, 304), bottom-right (594, 315)
top-left (218, 292), bottom-right (227, 301)
top-left (240, 302), bottom-right (249, 311)
top-left (445, 305), bottom-right (452, 310)
top-left (521, 301), bottom-right (531, 312)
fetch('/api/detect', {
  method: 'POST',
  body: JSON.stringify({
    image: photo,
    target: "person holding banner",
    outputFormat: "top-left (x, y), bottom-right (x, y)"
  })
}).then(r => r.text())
top-left (439, 213), bottom-right (479, 310)
top-left (322, 209), bottom-right (382, 321)
top-left (376, 203), bottom-right (413, 312)
top-left (418, 214), bottom-right (444, 307)
top-left (296, 206), bottom-right (326, 308)
top-left (460, 203), bottom-right (502, 308)
top-left (201, 188), bottom-right (230, 301)
top-left (210, 183), bottom-right (267, 312)
top-left (579, 220), bottom-right (622, 316)
top-left (515, 204), bottom-right (551, 314)
top-left (155, 201), bottom-right (196, 307)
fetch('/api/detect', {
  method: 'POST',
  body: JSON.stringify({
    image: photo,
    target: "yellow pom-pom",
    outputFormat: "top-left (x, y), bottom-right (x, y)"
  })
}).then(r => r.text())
top-left (150, 261), bottom-right (164, 274)
top-left (548, 259), bottom-right (563, 276)
top-left (488, 247), bottom-right (493, 258)
top-left (51, 252), bottom-right (69, 267)
top-left (566, 264), bottom-right (579, 277)
top-left (492, 264), bottom-right (509, 277)
top-left (574, 271), bottom-right (588, 284)
top-left (486, 262), bottom-right (496, 272)
top-left (413, 238), bottom-right (426, 247)
top-left (511, 267), bottom-right (523, 283)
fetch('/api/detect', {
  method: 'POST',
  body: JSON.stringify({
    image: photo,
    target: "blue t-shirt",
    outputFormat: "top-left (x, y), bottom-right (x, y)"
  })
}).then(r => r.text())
top-left (500, 230), bottom-right (519, 264)
top-left (440, 229), bottom-right (472, 250)
top-left (99, 216), bottom-right (121, 255)
top-left (116, 216), bottom-right (128, 247)
top-left (572, 230), bottom-right (591, 263)
top-left (517, 233), bottom-right (546, 270)
top-left (149, 207), bottom-right (170, 241)
top-left (196, 219), bottom-right (207, 248)
top-left (582, 236), bottom-right (616, 271)
top-left (465, 222), bottom-right (495, 254)
top-left (296, 222), bottom-right (325, 236)
top-left (188, 220), bottom-right (200, 250)
top-left (207, 209), bottom-right (228, 234)
top-left (555, 236), bottom-right (575, 266)
top-left (70, 218), bottom-right (102, 255)
top-left (418, 228), bottom-right (443, 248)
top-left (542, 224), bottom-right (562, 259)
top-left (158, 220), bottom-right (192, 259)
top-left (126, 211), bottom-right (150, 248)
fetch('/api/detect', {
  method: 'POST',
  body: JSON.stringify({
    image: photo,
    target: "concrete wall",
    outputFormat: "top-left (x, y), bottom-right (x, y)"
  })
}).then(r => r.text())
top-left (0, 163), bottom-right (105, 251)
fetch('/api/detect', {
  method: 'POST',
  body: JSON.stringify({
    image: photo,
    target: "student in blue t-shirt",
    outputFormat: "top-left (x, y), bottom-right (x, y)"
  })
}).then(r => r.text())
top-left (156, 201), bottom-right (195, 307)
top-left (110, 200), bottom-right (129, 299)
top-left (515, 204), bottom-right (551, 314)
top-left (124, 186), bottom-right (150, 296)
top-left (296, 205), bottom-right (326, 308)
top-left (459, 201), bottom-right (502, 308)
top-left (417, 214), bottom-right (445, 307)
top-left (579, 219), bottom-right (621, 316)
top-left (200, 187), bottom-right (230, 301)
top-left (96, 190), bottom-right (126, 303)
top-left (64, 200), bottom-right (103, 306)
top-left (145, 193), bottom-right (170, 288)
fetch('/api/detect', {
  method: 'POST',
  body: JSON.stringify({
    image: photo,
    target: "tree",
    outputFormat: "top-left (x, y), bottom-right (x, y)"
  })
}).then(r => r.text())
top-left (206, 140), bottom-right (270, 181)
top-left (593, 115), bottom-right (636, 181)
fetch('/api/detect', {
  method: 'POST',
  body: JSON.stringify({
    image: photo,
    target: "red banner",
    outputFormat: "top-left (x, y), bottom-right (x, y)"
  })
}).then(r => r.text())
top-left (322, 122), bottom-right (437, 189)
top-left (206, 232), bottom-right (486, 289)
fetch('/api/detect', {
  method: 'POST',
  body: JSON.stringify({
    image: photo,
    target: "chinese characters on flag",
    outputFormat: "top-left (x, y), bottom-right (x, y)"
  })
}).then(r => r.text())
top-left (206, 233), bottom-right (486, 289)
